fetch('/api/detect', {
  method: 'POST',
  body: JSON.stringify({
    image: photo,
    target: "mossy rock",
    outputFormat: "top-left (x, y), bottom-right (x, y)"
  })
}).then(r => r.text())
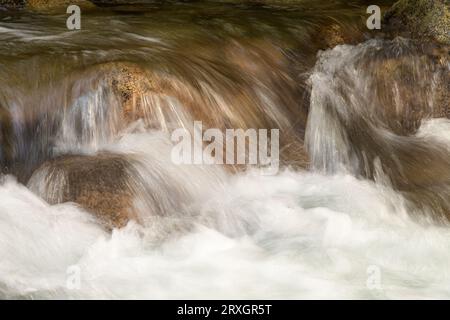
top-left (79, 61), bottom-right (156, 123)
top-left (384, 0), bottom-right (450, 44)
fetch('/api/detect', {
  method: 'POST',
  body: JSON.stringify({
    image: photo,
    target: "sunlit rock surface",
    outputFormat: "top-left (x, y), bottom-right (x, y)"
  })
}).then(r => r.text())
top-left (384, 0), bottom-right (450, 44)
top-left (27, 153), bottom-right (138, 230)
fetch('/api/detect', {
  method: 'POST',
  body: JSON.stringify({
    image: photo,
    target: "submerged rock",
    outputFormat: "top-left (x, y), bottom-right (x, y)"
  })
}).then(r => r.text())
top-left (84, 57), bottom-right (309, 169)
top-left (372, 44), bottom-right (449, 134)
top-left (307, 38), bottom-right (450, 223)
top-left (384, 0), bottom-right (450, 44)
top-left (27, 153), bottom-right (139, 230)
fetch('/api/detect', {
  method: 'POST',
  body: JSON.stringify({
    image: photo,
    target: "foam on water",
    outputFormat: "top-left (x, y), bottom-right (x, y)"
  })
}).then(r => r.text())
top-left (2, 121), bottom-right (450, 299)
top-left (0, 13), bottom-right (449, 300)
top-left (417, 118), bottom-right (450, 147)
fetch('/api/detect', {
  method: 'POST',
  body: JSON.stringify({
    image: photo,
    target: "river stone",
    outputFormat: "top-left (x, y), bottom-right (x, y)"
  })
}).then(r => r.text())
top-left (384, 0), bottom-right (450, 44)
top-left (26, 0), bottom-right (96, 12)
top-left (106, 62), bottom-right (152, 122)
top-left (27, 153), bottom-right (139, 230)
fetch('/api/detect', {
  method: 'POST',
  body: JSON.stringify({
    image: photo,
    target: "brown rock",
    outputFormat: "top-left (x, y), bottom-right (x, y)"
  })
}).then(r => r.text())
top-left (26, 0), bottom-right (96, 12)
top-left (316, 23), bottom-right (364, 49)
top-left (371, 45), bottom-right (449, 135)
top-left (383, 0), bottom-right (450, 44)
top-left (86, 58), bottom-right (309, 169)
top-left (27, 153), bottom-right (139, 230)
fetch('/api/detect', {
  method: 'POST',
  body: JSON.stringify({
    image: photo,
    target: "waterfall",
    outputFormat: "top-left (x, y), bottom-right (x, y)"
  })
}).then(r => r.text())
top-left (0, 1), bottom-right (449, 299)
top-left (306, 38), bottom-right (450, 223)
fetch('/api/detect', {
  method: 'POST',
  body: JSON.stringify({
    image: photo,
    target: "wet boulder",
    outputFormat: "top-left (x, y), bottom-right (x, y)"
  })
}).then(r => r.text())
top-left (27, 153), bottom-right (139, 230)
top-left (370, 42), bottom-right (449, 135)
top-left (88, 59), bottom-right (310, 169)
top-left (384, 0), bottom-right (450, 44)
top-left (105, 62), bottom-right (153, 123)
top-left (75, 62), bottom-right (156, 125)
top-left (316, 23), bottom-right (365, 49)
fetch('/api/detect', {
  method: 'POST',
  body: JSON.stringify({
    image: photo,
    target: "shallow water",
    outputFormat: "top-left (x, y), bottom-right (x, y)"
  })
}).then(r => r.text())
top-left (1, 118), bottom-right (449, 299)
top-left (0, 1), bottom-right (449, 299)
top-left (2, 128), bottom-right (450, 299)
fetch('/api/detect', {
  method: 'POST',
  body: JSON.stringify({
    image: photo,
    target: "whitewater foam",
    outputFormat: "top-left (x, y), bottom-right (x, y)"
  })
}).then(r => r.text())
top-left (2, 141), bottom-right (450, 299)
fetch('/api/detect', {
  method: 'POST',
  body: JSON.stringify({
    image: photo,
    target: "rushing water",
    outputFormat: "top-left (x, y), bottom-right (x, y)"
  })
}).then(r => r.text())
top-left (0, 1), bottom-right (449, 299)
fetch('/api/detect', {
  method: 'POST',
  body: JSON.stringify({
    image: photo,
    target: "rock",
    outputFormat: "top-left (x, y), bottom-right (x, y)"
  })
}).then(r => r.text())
top-left (85, 58), bottom-right (309, 169)
top-left (384, 0), bottom-right (450, 44)
top-left (0, 0), bottom-right (25, 9)
top-left (26, 0), bottom-right (96, 12)
top-left (75, 62), bottom-right (157, 124)
top-left (358, 38), bottom-right (450, 135)
top-left (377, 49), bottom-right (449, 134)
top-left (316, 23), bottom-right (364, 49)
top-left (26, 150), bottom-right (200, 231)
top-left (27, 153), bottom-right (139, 230)
top-left (318, 24), bottom-right (346, 48)
top-left (106, 62), bottom-right (152, 122)
top-left (309, 38), bottom-right (450, 222)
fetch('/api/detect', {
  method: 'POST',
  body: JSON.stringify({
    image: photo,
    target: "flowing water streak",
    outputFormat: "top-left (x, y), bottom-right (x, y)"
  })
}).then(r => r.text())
top-left (3, 137), bottom-right (450, 298)
top-left (0, 3), bottom-right (450, 299)
top-left (8, 114), bottom-right (450, 299)
top-left (306, 38), bottom-right (450, 223)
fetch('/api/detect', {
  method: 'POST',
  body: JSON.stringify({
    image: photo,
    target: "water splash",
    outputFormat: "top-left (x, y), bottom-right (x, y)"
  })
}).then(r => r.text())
top-left (0, 2), bottom-right (449, 300)
top-left (306, 38), bottom-right (450, 223)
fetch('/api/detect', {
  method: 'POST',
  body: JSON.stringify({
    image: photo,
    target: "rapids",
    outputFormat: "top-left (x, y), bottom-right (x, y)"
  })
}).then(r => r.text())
top-left (0, 1), bottom-right (449, 299)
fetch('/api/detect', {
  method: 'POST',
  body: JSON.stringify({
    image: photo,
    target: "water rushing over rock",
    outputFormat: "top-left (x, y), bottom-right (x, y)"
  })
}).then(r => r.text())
top-left (306, 38), bottom-right (450, 223)
top-left (0, 0), bottom-right (449, 299)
